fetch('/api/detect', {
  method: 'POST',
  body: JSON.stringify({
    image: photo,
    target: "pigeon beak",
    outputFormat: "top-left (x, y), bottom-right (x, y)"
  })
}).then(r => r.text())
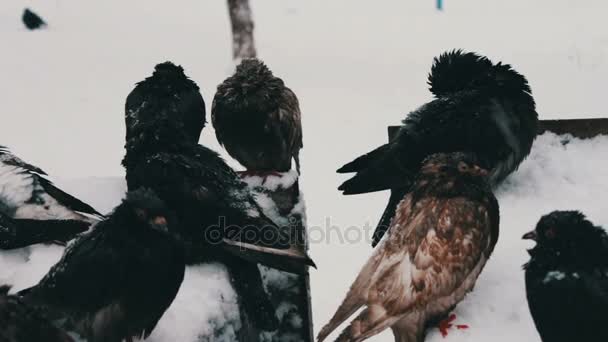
top-left (149, 216), bottom-right (169, 233)
top-left (522, 230), bottom-right (537, 241)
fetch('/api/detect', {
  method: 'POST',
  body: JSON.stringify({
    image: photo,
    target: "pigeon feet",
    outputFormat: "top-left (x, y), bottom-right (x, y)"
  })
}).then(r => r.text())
top-left (438, 314), bottom-right (469, 337)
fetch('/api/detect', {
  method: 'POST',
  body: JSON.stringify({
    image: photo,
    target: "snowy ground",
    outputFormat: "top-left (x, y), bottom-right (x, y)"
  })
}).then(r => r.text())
top-left (1, 0), bottom-right (608, 341)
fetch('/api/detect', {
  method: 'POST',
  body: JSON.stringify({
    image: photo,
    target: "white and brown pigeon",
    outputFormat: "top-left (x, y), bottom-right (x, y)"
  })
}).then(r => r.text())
top-left (318, 152), bottom-right (499, 342)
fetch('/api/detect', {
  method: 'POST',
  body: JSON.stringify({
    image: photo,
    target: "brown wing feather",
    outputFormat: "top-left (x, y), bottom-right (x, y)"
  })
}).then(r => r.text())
top-left (318, 196), bottom-right (494, 342)
top-left (280, 87), bottom-right (303, 173)
top-left (317, 195), bottom-right (416, 342)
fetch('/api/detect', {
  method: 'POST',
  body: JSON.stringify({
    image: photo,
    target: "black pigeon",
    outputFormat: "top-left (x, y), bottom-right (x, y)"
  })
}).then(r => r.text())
top-left (22, 8), bottom-right (46, 30)
top-left (212, 58), bottom-right (303, 173)
top-left (337, 50), bottom-right (538, 247)
top-left (21, 188), bottom-right (185, 342)
top-left (125, 61), bottom-right (206, 145)
top-left (0, 146), bottom-right (102, 247)
top-left (0, 285), bottom-right (74, 342)
top-left (319, 152), bottom-right (499, 342)
top-left (523, 211), bottom-right (608, 342)
top-left (122, 116), bottom-right (313, 270)
top-left (0, 212), bottom-right (90, 250)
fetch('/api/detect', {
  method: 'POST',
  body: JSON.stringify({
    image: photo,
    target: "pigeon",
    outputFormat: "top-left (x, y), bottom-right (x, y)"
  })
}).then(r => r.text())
top-left (22, 8), bottom-right (46, 30)
top-left (123, 116), bottom-right (313, 271)
top-left (125, 61), bottom-right (206, 146)
top-left (337, 50), bottom-right (536, 247)
top-left (318, 152), bottom-right (499, 342)
top-left (0, 285), bottom-right (74, 342)
top-left (212, 58), bottom-right (303, 173)
top-left (123, 69), bottom-right (314, 331)
top-left (20, 188), bottom-right (185, 342)
top-left (523, 211), bottom-right (608, 342)
top-left (0, 146), bottom-right (102, 247)
top-left (0, 212), bottom-right (90, 250)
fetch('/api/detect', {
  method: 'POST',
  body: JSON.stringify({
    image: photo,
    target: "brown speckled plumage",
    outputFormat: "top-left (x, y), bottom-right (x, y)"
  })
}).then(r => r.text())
top-left (318, 153), bottom-right (499, 342)
top-left (212, 58), bottom-right (303, 173)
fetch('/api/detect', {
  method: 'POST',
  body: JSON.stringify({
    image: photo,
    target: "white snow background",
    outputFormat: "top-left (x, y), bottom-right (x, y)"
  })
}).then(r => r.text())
top-left (1, 0), bottom-right (608, 341)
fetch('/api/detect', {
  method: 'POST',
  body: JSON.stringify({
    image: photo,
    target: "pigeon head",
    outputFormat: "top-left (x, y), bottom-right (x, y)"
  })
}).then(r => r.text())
top-left (523, 211), bottom-right (608, 263)
top-left (428, 50), bottom-right (531, 97)
top-left (420, 152), bottom-right (489, 179)
top-left (235, 58), bottom-right (274, 81)
top-left (119, 188), bottom-right (174, 235)
top-left (223, 58), bottom-right (285, 97)
top-left (125, 61), bottom-right (205, 147)
top-left (152, 61), bottom-right (186, 77)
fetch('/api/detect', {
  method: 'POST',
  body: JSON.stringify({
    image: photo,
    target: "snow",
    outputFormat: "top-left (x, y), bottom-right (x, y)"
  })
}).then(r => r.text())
top-left (242, 170), bottom-right (299, 192)
top-left (1, 0), bottom-right (607, 341)
top-left (149, 264), bottom-right (241, 342)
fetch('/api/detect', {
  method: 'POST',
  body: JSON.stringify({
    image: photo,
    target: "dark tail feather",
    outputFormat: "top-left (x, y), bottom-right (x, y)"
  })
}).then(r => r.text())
top-left (371, 186), bottom-right (408, 247)
top-left (338, 135), bottom-right (421, 195)
top-left (337, 144), bottom-right (389, 174)
top-left (39, 178), bottom-right (103, 217)
top-left (338, 157), bottom-right (414, 195)
top-left (0, 218), bottom-right (91, 250)
top-left (222, 239), bottom-right (315, 275)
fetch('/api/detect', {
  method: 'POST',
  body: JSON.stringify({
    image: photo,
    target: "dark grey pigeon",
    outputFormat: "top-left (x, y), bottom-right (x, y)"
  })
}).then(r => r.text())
top-left (523, 211), bottom-right (608, 342)
top-left (21, 189), bottom-right (185, 342)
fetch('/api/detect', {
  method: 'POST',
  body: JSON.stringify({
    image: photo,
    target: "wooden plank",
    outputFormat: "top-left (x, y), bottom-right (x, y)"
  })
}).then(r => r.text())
top-left (389, 118), bottom-right (608, 141)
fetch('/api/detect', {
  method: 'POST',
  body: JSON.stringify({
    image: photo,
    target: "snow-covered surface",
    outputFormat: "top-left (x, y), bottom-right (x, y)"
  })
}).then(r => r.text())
top-left (245, 172), bottom-right (311, 342)
top-left (1, 0), bottom-right (607, 341)
top-left (242, 170), bottom-right (299, 192)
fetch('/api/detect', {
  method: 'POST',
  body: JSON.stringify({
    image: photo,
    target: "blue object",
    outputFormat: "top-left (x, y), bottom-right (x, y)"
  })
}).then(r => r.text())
top-left (437, 0), bottom-right (443, 10)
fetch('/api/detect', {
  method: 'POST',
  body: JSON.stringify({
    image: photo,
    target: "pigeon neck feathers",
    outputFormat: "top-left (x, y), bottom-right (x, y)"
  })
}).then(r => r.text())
top-left (123, 118), bottom-right (192, 160)
top-left (411, 152), bottom-right (492, 202)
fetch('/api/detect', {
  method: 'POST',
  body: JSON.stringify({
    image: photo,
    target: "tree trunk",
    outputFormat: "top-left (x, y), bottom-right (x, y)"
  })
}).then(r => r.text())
top-left (227, 0), bottom-right (257, 61)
